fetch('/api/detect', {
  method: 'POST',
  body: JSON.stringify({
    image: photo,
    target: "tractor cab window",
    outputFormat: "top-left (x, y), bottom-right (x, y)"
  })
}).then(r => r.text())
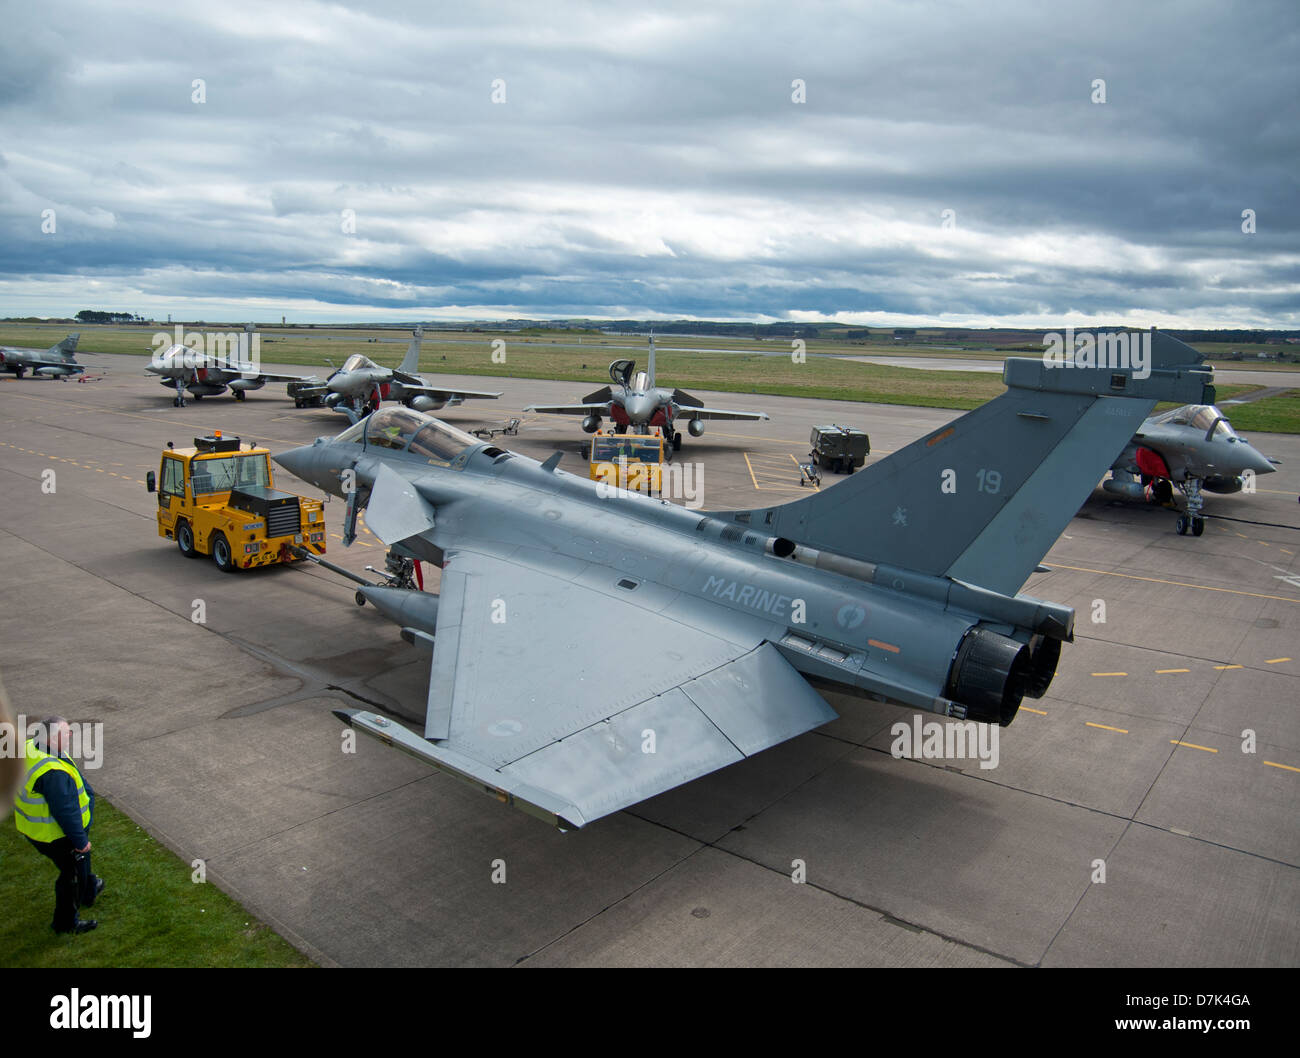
top-left (191, 453), bottom-right (272, 496)
top-left (160, 455), bottom-right (185, 504)
top-left (591, 434), bottom-right (661, 463)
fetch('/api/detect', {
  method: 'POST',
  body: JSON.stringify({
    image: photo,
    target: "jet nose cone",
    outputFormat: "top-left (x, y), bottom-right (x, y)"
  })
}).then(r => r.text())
top-left (273, 444), bottom-right (317, 484)
top-left (1248, 448), bottom-right (1278, 475)
top-left (623, 395), bottom-right (654, 423)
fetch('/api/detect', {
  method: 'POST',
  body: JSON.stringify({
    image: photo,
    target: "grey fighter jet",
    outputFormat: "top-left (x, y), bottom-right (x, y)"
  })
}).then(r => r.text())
top-left (524, 335), bottom-right (768, 451)
top-left (0, 333), bottom-right (85, 379)
top-left (147, 324), bottom-right (319, 407)
top-left (1102, 403), bottom-right (1278, 535)
top-left (286, 327), bottom-right (501, 423)
top-left (274, 330), bottom-right (1212, 830)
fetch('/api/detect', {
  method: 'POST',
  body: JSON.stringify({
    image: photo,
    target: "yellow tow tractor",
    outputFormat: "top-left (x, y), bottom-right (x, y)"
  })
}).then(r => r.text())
top-left (146, 431), bottom-right (327, 572)
top-left (588, 430), bottom-right (666, 495)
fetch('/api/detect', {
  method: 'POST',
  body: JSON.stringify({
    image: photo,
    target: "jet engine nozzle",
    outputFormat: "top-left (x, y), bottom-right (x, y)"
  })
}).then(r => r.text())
top-left (943, 626), bottom-right (1033, 726)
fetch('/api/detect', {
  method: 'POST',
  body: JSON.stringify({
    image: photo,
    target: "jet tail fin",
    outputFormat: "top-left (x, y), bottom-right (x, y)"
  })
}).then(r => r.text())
top-left (713, 330), bottom-right (1213, 596)
top-left (399, 326), bottom-right (424, 375)
top-left (647, 330), bottom-right (656, 388)
top-left (50, 333), bottom-right (79, 358)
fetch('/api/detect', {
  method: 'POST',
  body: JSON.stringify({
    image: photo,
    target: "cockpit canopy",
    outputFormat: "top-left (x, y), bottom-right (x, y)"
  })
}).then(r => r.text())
top-left (334, 407), bottom-right (483, 466)
top-left (1150, 404), bottom-right (1239, 439)
top-left (339, 353), bottom-right (374, 373)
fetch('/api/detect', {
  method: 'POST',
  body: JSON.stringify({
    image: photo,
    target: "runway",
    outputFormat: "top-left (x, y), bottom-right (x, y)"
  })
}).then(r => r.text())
top-left (1, 355), bottom-right (1297, 966)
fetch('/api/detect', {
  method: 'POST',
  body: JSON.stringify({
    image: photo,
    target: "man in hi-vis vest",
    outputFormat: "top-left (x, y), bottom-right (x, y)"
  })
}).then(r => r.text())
top-left (15, 716), bottom-right (104, 934)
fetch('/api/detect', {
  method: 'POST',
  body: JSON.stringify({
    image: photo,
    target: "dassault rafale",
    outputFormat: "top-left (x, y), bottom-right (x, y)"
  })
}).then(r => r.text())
top-left (1103, 403), bottom-right (1277, 535)
top-left (146, 324), bottom-right (319, 407)
top-left (525, 335), bottom-right (767, 451)
top-left (286, 326), bottom-right (501, 422)
top-left (274, 330), bottom-right (1213, 829)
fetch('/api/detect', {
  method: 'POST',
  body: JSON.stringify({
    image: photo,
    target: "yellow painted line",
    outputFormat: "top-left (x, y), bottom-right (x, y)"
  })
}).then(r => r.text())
top-left (1281, 548), bottom-right (1294, 556)
top-left (1050, 564), bottom-right (1300, 605)
top-left (1213, 664), bottom-right (1243, 670)
top-left (1020, 706), bottom-right (1048, 716)
top-left (741, 452), bottom-right (760, 490)
top-left (1091, 671), bottom-right (1127, 677)
top-left (1260, 541), bottom-right (1269, 546)
top-left (1170, 740), bottom-right (1218, 753)
top-left (1235, 532), bottom-right (1248, 539)
top-left (1086, 722), bottom-right (1128, 734)
top-left (868, 638), bottom-right (900, 654)
top-left (1263, 760), bottom-right (1300, 773)
top-left (1265, 657), bottom-right (1291, 664)
top-left (1156, 668), bottom-right (1190, 674)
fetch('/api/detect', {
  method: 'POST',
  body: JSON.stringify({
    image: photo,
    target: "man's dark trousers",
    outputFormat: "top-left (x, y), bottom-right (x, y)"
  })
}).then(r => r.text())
top-left (27, 836), bottom-right (95, 932)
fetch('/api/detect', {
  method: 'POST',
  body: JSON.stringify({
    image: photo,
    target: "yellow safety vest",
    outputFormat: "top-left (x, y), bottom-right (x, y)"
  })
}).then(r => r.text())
top-left (13, 739), bottom-right (90, 843)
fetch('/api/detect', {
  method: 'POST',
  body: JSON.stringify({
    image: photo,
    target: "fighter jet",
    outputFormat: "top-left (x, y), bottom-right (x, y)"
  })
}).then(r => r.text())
top-left (524, 335), bottom-right (768, 451)
top-left (1102, 403), bottom-right (1278, 535)
top-left (273, 330), bottom-right (1212, 830)
top-left (147, 324), bottom-right (320, 407)
top-left (0, 333), bottom-right (85, 379)
top-left (286, 326), bottom-right (501, 423)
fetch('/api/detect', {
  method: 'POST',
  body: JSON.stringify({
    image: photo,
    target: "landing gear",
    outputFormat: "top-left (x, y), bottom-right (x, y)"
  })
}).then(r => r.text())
top-left (15, 367), bottom-right (26, 379)
top-left (1176, 478), bottom-right (1205, 537)
top-left (234, 390), bottom-right (246, 401)
top-left (671, 432), bottom-right (682, 452)
top-left (1152, 478), bottom-right (1173, 505)
top-left (365, 551), bottom-right (419, 591)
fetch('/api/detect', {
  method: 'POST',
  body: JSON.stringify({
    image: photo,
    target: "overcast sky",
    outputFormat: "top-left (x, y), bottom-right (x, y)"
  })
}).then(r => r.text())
top-left (1, 0), bottom-right (1296, 327)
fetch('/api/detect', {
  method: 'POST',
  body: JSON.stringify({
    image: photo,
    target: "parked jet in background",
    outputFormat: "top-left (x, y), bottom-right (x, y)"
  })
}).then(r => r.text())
top-left (1103, 403), bottom-right (1278, 535)
top-left (524, 335), bottom-right (768, 451)
top-left (0, 334), bottom-right (85, 379)
top-left (287, 327), bottom-right (501, 423)
top-left (273, 331), bottom-right (1212, 829)
top-left (147, 324), bottom-right (320, 407)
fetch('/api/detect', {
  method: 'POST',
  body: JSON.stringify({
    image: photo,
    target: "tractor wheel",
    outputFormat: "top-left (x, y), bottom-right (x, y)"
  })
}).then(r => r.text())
top-left (176, 521), bottom-right (199, 559)
top-left (1192, 517), bottom-right (1205, 537)
top-left (1176, 515), bottom-right (1189, 535)
top-left (211, 532), bottom-right (238, 573)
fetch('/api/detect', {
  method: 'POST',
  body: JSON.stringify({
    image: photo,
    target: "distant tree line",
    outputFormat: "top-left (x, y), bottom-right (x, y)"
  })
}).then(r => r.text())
top-left (75, 310), bottom-right (148, 323)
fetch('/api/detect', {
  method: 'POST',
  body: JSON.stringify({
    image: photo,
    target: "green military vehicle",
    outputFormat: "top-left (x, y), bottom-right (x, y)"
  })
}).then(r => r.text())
top-left (809, 424), bottom-right (869, 474)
